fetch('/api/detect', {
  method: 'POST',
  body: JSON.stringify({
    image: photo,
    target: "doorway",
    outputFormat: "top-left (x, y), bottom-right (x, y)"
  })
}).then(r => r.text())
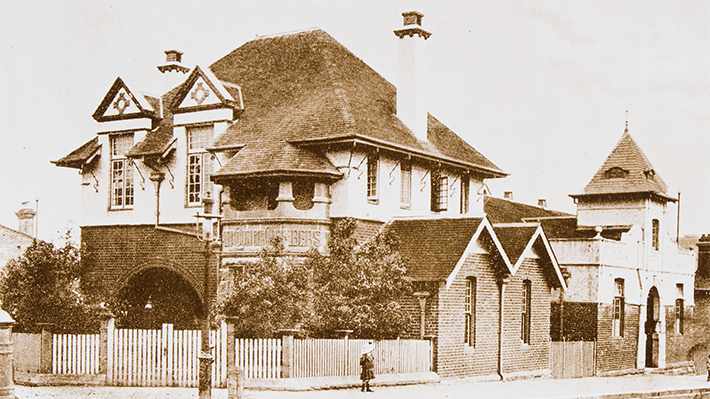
top-left (645, 286), bottom-right (660, 367)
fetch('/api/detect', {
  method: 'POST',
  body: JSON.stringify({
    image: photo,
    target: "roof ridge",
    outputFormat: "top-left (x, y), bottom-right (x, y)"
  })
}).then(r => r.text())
top-left (254, 27), bottom-right (322, 40)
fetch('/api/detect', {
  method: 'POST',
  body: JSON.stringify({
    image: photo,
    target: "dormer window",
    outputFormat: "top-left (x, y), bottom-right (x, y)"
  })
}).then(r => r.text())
top-left (605, 167), bottom-right (629, 179)
top-left (644, 169), bottom-right (655, 180)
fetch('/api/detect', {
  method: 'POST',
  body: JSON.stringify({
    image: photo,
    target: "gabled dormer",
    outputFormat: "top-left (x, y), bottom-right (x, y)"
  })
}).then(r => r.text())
top-left (171, 65), bottom-right (243, 125)
top-left (92, 77), bottom-right (159, 133)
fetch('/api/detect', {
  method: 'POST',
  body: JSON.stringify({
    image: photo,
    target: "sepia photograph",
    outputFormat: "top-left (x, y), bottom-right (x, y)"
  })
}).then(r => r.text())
top-left (0, 1), bottom-right (708, 398)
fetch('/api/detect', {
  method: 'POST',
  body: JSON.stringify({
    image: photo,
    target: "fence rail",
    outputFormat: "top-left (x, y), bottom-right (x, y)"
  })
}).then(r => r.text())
top-left (49, 320), bottom-right (432, 387)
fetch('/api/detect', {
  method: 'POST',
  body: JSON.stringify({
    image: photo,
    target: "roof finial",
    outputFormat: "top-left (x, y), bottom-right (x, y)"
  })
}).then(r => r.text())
top-left (625, 110), bottom-right (628, 133)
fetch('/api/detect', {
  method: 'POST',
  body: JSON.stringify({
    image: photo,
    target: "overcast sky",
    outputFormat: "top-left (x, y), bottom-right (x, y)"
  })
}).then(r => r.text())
top-left (0, 0), bottom-right (708, 242)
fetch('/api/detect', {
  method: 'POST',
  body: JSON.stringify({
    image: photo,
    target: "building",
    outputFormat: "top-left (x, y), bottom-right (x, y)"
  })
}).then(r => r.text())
top-left (386, 216), bottom-right (566, 379)
top-left (484, 128), bottom-right (696, 375)
top-left (688, 234), bottom-right (710, 374)
top-left (0, 202), bottom-right (36, 270)
top-left (51, 12), bottom-right (516, 327)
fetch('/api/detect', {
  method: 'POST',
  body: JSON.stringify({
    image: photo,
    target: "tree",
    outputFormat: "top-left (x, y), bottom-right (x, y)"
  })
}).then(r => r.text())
top-left (305, 218), bottom-right (414, 338)
top-left (215, 218), bottom-right (414, 339)
top-left (214, 238), bottom-right (313, 337)
top-left (0, 239), bottom-right (102, 333)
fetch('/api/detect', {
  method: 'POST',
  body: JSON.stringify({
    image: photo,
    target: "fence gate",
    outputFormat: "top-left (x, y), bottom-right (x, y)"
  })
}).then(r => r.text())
top-left (550, 341), bottom-right (595, 379)
top-left (107, 322), bottom-right (227, 387)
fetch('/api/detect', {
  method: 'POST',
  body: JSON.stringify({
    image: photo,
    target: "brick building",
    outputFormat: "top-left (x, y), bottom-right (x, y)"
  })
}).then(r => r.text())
top-left (484, 128), bottom-right (697, 375)
top-left (386, 217), bottom-right (566, 379)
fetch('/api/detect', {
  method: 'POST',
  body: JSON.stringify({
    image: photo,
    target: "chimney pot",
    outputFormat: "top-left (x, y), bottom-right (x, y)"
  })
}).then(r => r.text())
top-left (402, 11), bottom-right (424, 26)
top-left (538, 198), bottom-right (547, 208)
top-left (504, 191), bottom-right (514, 200)
top-left (165, 50), bottom-right (183, 63)
top-left (15, 201), bottom-right (36, 237)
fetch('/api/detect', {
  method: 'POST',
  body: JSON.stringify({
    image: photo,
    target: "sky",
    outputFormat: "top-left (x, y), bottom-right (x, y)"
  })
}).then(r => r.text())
top-left (0, 0), bottom-right (708, 242)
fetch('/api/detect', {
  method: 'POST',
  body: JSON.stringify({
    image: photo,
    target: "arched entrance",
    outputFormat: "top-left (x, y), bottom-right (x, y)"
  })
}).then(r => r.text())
top-left (645, 286), bottom-right (660, 367)
top-left (111, 267), bottom-right (203, 330)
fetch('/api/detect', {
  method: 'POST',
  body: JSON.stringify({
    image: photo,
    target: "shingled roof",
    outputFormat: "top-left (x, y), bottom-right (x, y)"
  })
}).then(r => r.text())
top-left (384, 217), bottom-right (484, 281)
top-left (208, 29), bottom-right (506, 178)
top-left (483, 196), bottom-right (572, 224)
top-left (570, 130), bottom-right (675, 201)
top-left (52, 137), bottom-right (100, 169)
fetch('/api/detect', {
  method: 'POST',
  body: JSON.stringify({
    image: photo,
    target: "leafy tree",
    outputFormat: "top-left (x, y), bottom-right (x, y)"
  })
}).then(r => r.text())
top-left (305, 218), bottom-right (414, 338)
top-left (214, 238), bottom-right (313, 337)
top-left (215, 218), bottom-right (414, 339)
top-left (0, 239), bottom-right (102, 333)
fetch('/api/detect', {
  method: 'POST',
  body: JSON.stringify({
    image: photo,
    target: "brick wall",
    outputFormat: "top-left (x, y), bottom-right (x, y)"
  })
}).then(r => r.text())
top-left (330, 217), bottom-right (385, 245)
top-left (432, 254), bottom-right (552, 379)
top-left (596, 303), bottom-right (640, 373)
top-left (81, 224), bottom-right (218, 303)
top-left (664, 304), bottom-right (693, 366)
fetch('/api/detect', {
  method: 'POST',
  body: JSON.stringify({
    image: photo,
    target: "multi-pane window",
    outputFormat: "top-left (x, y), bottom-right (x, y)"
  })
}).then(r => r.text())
top-left (110, 134), bottom-right (134, 209)
top-left (367, 155), bottom-right (379, 201)
top-left (187, 125), bottom-right (214, 206)
top-left (651, 219), bottom-right (660, 251)
top-left (400, 161), bottom-right (411, 208)
top-left (430, 170), bottom-right (448, 212)
top-left (464, 277), bottom-right (476, 346)
top-left (675, 284), bottom-right (684, 334)
top-left (521, 280), bottom-right (532, 343)
top-left (612, 278), bottom-right (625, 337)
top-left (460, 177), bottom-right (469, 214)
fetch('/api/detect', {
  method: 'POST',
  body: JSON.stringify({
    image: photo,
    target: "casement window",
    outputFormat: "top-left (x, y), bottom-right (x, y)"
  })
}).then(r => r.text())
top-left (612, 278), bottom-right (625, 337)
top-left (464, 277), bottom-right (476, 346)
top-left (186, 125), bottom-right (214, 206)
top-left (430, 170), bottom-right (448, 212)
top-left (460, 177), bottom-right (469, 214)
top-left (400, 161), bottom-right (411, 208)
top-left (675, 284), bottom-right (684, 334)
top-left (110, 134), bottom-right (134, 209)
top-left (521, 280), bottom-right (532, 344)
top-left (367, 155), bottom-right (379, 201)
top-left (651, 219), bottom-right (660, 251)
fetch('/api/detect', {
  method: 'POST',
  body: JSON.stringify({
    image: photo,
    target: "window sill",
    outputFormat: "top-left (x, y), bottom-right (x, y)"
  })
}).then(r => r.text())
top-left (108, 207), bottom-right (133, 212)
top-left (367, 198), bottom-right (379, 205)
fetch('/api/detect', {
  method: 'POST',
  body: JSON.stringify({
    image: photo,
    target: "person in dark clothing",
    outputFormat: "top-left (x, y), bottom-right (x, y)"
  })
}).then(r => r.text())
top-left (706, 354), bottom-right (710, 382)
top-left (360, 341), bottom-right (375, 392)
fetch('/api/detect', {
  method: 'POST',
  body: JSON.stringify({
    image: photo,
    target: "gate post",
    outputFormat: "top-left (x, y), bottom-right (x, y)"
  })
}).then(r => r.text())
top-left (99, 314), bottom-right (114, 381)
top-left (0, 309), bottom-right (16, 399)
top-left (37, 323), bottom-right (54, 374)
top-left (278, 329), bottom-right (298, 378)
top-left (226, 318), bottom-right (243, 399)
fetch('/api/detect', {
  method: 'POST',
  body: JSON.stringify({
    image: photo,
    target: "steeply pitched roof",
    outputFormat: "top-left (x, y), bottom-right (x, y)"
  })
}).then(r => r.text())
top-left (492, 224), bottom-right (539, 267)
top-left (571, 131), bottom-right (674, 201)
top-left (209, 29), bottom-right (505, 178)
top-left (51, 137), bottom-right (100, 169)
top-left (384, 217), bottom-right (484, 281)
top-left (483, 195), bottom-right (571, 224)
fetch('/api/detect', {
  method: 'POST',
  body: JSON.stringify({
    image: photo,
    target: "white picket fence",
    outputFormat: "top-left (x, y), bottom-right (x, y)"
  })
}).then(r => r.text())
top-left (108, 322), bottom-right (228, 387)
top-left (51, 323), bottom-right (433, 386)
top-left (52, 333), bottom-right (100, 374)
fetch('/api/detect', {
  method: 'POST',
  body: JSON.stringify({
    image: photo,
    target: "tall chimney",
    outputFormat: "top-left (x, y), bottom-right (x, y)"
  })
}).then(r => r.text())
top-left (394, 11), bottom-right (431, 141)
top-left (15, 201), bottom-right (36, 237)
top-left (538, 199), bottom-right (547, 208)
top-left (504, 191), bottom-right (514, 200)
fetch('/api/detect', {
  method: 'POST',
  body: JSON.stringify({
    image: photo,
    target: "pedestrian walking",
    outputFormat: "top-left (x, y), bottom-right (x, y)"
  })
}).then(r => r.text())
top-left (360, 340), bottom-right (375, 392)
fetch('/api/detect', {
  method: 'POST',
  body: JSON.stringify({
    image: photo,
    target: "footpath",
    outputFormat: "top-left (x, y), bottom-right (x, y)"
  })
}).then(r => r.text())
top-left (13, 372), bottom-right (710, 399)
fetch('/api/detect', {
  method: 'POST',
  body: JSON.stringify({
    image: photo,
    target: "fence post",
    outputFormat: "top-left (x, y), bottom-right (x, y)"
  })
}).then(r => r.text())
top-left (0, 309), bottom-right (16, 399)
top-left (99, 317), bottom-right (114, 383)
top-left (226, 318), bottom-right (244, 399)
top-left (37, 323), bottom-right (54, 374)
top-left (278, 329), bottom-right (298, 378)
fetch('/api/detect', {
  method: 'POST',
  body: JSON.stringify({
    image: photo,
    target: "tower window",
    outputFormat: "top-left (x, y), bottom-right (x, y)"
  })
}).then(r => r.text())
top-left (400, 161), bottom-right (411, 208)
top-left (651, 219), bottom-right (660, 251)
top-left (612, 278), bottom-right (625, 337)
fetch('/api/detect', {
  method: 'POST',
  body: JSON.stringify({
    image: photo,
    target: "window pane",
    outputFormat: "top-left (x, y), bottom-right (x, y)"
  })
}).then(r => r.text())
top-left (401, 162), bottom-right (411, 206)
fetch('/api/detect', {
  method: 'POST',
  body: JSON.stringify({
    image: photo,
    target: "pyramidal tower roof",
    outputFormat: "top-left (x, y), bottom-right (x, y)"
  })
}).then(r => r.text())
top-left (571, 127), bottom-right (675, 202)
